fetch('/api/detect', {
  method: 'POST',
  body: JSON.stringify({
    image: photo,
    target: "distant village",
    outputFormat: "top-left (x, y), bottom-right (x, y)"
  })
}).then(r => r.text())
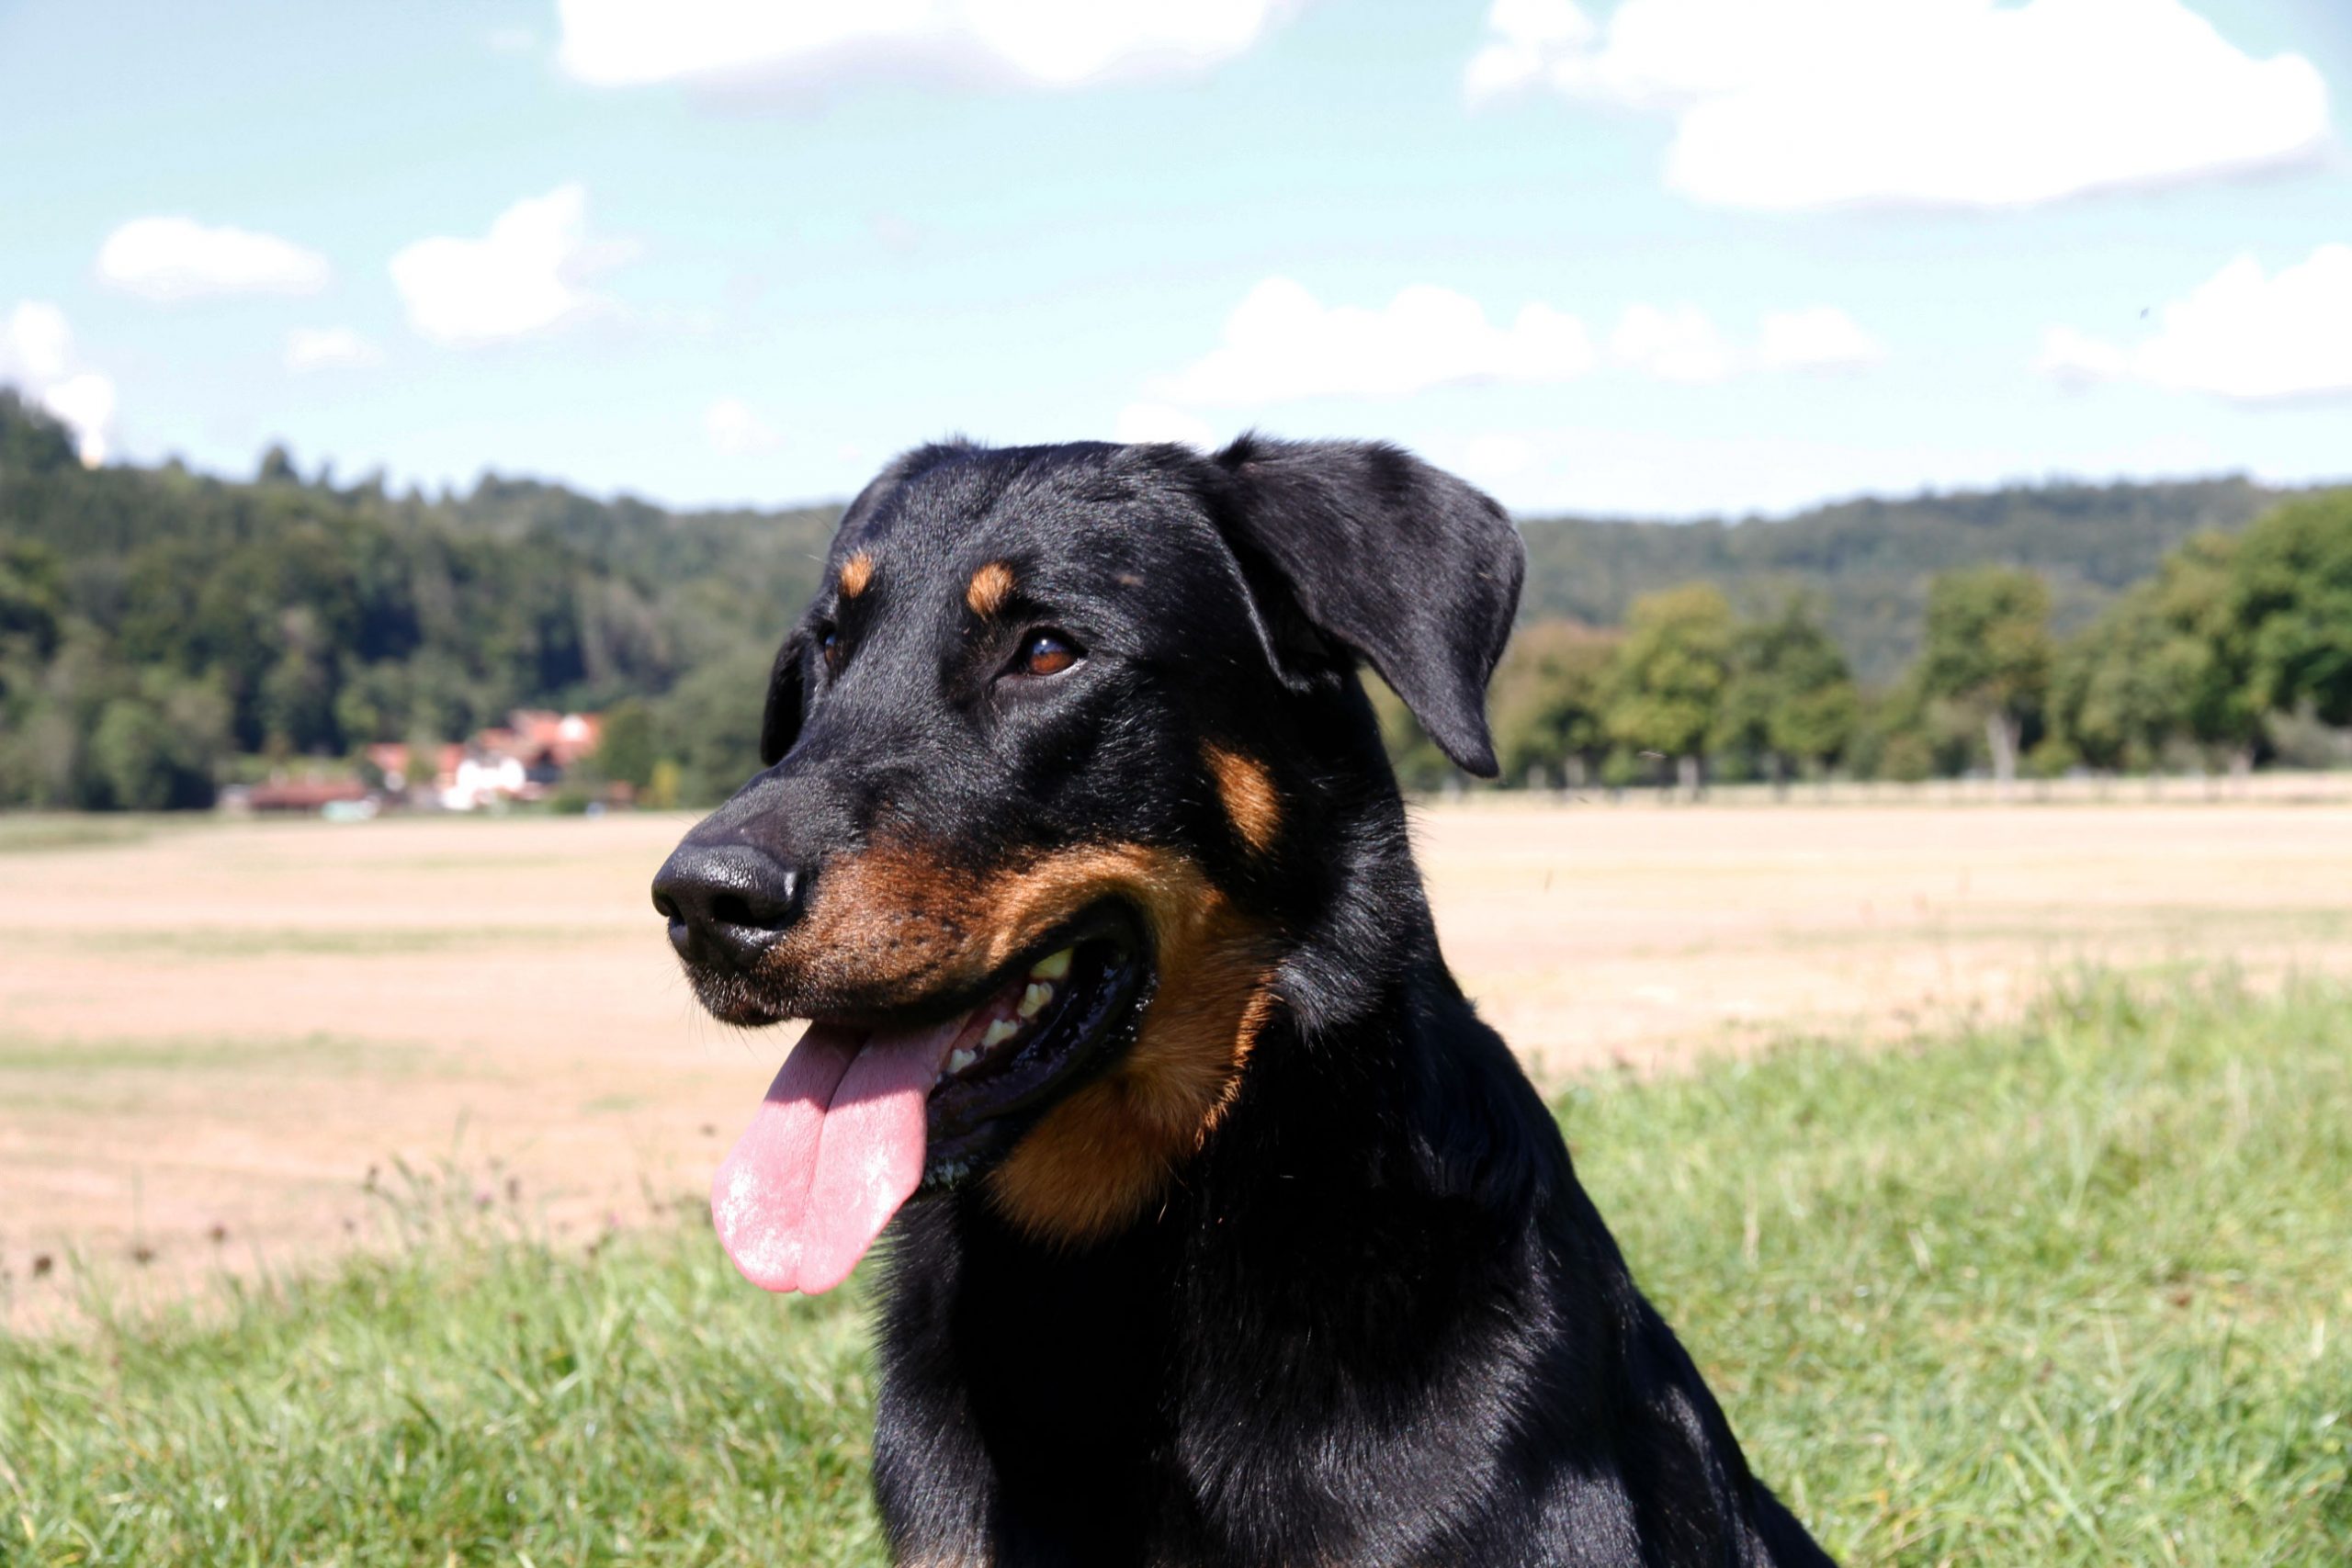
top-left (223, 711), bottom-right (616, 817)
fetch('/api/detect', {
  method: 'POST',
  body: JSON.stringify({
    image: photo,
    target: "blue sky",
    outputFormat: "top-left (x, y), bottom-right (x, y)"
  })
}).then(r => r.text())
top-left (2, 0), bottom-right (2348, 517)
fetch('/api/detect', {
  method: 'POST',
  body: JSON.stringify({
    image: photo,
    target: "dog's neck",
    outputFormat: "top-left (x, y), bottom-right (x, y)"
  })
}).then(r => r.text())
top-left (1280, 712), bottom-right (1467, 1022)
top-left (1223, 745), bottom-right (1561, 1220)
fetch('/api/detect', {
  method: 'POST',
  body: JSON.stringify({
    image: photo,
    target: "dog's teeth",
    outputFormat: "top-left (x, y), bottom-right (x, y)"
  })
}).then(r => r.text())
top-left (1030, 948), bottom-right (1072, 981)
top-left (946, 1047), bottom-right (978, 1073)
top-left (1019, 981), bottom-right (1053, 1019)
top-left (980, 1018), bottom-right (1021, 1049)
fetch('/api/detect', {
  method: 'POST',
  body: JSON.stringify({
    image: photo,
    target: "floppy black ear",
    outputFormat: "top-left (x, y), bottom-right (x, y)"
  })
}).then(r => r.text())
top-left (757, 630), bottom-right (808, 767)
top-left (1213, 435), bottom-right (1524, 777)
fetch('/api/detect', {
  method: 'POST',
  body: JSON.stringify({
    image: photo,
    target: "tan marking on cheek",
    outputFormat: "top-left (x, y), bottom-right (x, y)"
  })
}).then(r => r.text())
top-left (978, 848), bottom-right (1277, 1247)
top-left (753, 837), bottom-right (1276, 1247)
top-left (1202, 740), bottom-right (1282, 853)
top-left (966, 560), bottom-right (1015, 616)
top-left (839, 551), bottom-right (874, 599)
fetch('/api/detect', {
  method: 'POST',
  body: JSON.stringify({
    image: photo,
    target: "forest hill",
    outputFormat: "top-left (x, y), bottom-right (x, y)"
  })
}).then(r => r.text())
top-left (0, 392), bottom-right (2345, 809)
top-left (1389, 499), bottom-right (2350, 795)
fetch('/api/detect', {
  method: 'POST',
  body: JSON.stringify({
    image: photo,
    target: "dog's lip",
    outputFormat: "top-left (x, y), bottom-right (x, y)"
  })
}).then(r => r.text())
top-left (690, 905), bottom-right (1130, 1033)
top-left (797, 902), bottom-right (1137, 1036)
top-left (694, 900), bottom-right (1151, 1176)
top-left (892, 904), bottom-right (1149, 1179)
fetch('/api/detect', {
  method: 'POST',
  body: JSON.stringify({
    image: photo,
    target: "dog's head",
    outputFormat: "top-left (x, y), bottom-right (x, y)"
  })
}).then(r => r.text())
top-left (654, 436), bottom-right (1521, 1292)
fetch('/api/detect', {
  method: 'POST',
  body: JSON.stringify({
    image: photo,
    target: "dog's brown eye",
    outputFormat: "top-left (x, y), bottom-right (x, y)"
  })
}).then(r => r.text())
top-left (1017, 630), bottom-right (1080, 677)
top-left (816, 622), bottom-right (842, 668)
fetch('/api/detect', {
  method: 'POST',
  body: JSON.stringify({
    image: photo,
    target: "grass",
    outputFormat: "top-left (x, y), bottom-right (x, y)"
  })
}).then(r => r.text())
top-left (4, 976), bottom-right (2347, 1565)
top-left (1572, 973), bottom-right (2352, 1564)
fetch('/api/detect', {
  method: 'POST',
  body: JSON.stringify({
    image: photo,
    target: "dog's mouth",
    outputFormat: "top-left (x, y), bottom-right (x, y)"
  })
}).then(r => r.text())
top-left (922, 911), bottom-right (1150, 1176)
top-left (710, 903), bottom-right (1149, 1295)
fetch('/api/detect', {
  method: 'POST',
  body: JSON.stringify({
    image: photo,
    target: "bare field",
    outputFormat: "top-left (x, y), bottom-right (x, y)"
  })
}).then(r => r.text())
top-left (4, 801), bottom-right (2346, 1325)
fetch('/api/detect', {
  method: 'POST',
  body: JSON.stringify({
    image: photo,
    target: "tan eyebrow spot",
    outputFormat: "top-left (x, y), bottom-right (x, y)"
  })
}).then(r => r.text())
top-left (966, 560), bottom-right (1015, 616)
top-left (839, 551), bottom-right (874, 598)
top-left (1202, 741), bottom-right (1281, 854)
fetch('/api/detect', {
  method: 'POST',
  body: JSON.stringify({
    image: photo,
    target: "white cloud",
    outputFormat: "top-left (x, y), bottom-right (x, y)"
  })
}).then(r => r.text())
top-left (1469, 0), bottom-right (2332, 209)
top-left (284, 326), bottom-right (383, 372)
top-left (2039, 244), bottom-right (2352, 402)
top-left (390, 185), bottom-right (608, 346)
top-left (706, 397), bottom-right (783, 455)
top-left (2035, 326), bottom-right (2133, 388)
top-left (38, 375), bottom-right (118, 465)
top-left (1156, 277), bottom-right (1598, 404)
top-left (1608, 303), bottom-right (1734, 384)
top-left (1, 302), bottom-right (116, 465)
top-left (557, 0), bottom-right (1285, 91)
top-left (1151, 279), bottom-right (1884, 406)
top-left (1113, 401), bottom-right (1218, 447)
top-left (0, 300), bottom-right (72, 384)
top-left (1757, 305), bottom-right (1884, 371)
top-left (96, 216), bottom-right (330, 301)
top-left (1465, 0), bottom-right (1593, 99)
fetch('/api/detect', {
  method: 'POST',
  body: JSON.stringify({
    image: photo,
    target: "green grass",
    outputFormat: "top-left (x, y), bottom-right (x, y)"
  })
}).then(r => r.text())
top-left (1573, 974), bottom-right (2352, 1564)
top-left (4, 976), bottom-right (2347, 1565)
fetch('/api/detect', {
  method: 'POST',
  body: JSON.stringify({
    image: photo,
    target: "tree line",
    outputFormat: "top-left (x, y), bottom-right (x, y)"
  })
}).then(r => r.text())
top-left (1382, 488), bottom-right (2351, 795)
top-left (0, 393), bottom-right (825, 809)
top-left (1, 390), bottom-right (2343, 809)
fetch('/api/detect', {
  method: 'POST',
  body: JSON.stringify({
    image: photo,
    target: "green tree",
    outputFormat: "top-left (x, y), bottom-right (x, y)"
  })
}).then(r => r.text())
top-left (86, 677), bottom-right (227, 810)
top-left (2154, 533), bottom-right (2262, 769)
top-left (1601, 585), bottom-right (1736, 795)
top-left (1490, 621), bottom-right (1617, 788)
top-left (654, 644), bottom-right (778, 807)
top-left (0, 703), bottom-right (80, 806)
top-left (2052, 585), bottom-right (2177, 773)
top-left (2226, 491), bottom-right (2352, 728)
top-left (0, 539), bottom-right (66, 659)
top-left (0, 388), bottom-right (81, 475)
top-left (334, 660), bottom-right (415, 748)
top-left (1713, 596), bottom-right (1858, 788)
top-left (1848, 684), bottom-right (1933, 783)
top-left (2055, 525), bottom-right (2289, 776)
top-left (258, 607), bottom-right (339, 755)
top-left (1914, 566), bottom-right (2051, 790)
top-left (594, 696), bottom-right (660, 792)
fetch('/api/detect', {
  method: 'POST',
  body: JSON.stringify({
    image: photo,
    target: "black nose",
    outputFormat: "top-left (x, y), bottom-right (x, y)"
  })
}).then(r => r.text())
top-left (651, 842), bottom-right (808, 970)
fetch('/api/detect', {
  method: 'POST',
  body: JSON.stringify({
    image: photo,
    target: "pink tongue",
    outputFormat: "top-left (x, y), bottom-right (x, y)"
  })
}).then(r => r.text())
top-left (710, 1016), bottom-right (961, 1294)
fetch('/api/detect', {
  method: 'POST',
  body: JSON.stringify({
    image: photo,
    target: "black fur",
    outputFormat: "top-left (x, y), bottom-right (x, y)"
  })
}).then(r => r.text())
top-left (661, 436), bottom-right (1836, 1566)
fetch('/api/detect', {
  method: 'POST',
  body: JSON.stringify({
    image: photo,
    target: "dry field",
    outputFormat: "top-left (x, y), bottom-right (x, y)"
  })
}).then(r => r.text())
top-left (3, 799), bottom-right (2346, 1326)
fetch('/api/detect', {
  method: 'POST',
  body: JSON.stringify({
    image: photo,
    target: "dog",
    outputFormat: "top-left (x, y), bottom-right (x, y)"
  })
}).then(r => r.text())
top-left (653, 436), bottom-right (1835, 1566)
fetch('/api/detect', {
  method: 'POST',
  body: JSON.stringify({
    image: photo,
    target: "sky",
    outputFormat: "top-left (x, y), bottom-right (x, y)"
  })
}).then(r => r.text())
top-left (2, 0), bottom-right (2348, 519)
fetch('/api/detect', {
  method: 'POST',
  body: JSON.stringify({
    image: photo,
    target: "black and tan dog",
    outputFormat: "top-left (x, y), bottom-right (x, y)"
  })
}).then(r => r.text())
top-left (653, 436), bottom-right (1834, 1566)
